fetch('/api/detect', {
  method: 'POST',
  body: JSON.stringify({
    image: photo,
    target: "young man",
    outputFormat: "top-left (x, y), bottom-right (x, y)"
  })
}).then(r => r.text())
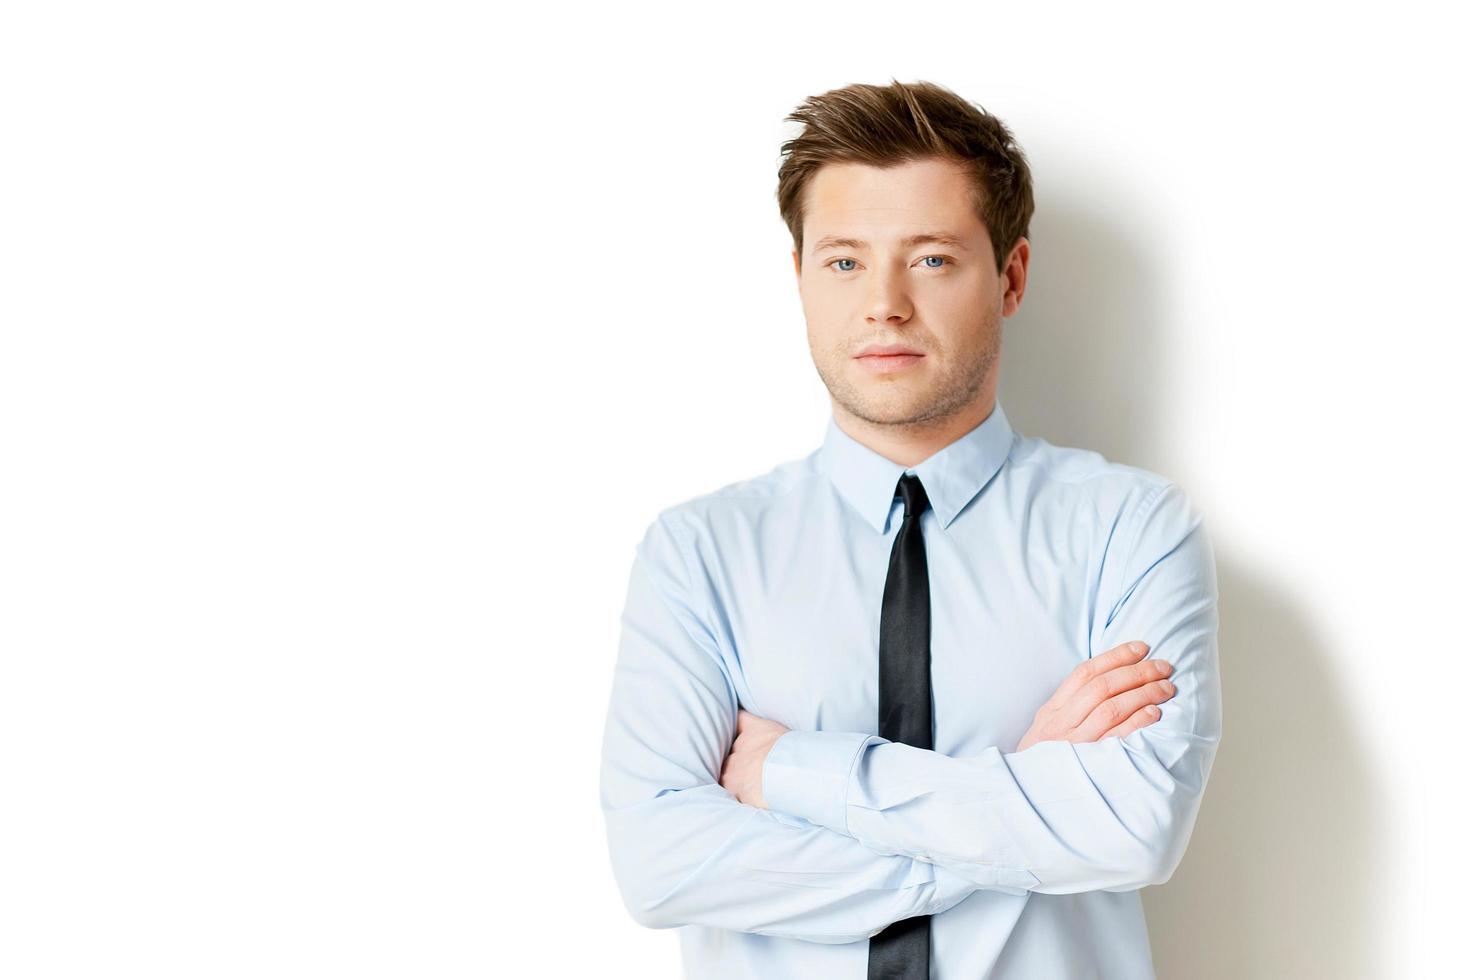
top-left (599, 79), bottom-right (1221, 979)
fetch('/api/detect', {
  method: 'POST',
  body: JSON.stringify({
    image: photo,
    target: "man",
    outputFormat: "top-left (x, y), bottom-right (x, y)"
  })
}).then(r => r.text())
top-left (599, 79), bottom-right (1221, 979)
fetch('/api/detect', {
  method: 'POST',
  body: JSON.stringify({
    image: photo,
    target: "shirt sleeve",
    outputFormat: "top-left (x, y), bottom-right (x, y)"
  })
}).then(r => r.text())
top-left (763, 481), bottom-right (1222, 894)
top-left (598, 512), bottom-right (992, 944)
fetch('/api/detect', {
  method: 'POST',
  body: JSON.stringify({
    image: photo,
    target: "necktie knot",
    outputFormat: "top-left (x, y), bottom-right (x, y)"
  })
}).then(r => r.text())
top-left (896, 473), bottom-right (931, 520)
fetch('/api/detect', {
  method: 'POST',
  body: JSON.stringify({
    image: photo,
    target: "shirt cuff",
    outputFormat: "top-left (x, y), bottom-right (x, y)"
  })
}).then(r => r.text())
top-left (761, 729), bottom-right (881, 835)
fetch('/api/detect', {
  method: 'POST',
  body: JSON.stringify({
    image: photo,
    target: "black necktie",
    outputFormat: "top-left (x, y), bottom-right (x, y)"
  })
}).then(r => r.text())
top-left (868, 473), bottom-right (933, 980)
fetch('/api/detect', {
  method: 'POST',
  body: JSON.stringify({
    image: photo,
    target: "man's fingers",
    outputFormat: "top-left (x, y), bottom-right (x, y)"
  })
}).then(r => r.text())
top-left (1045, 641), bottom-right (1150, 710)
top-left (1099, 704), bottom-right (1162, 740)
top-left (1058, 657), bottom-right (1173, 728)
top-left (1074, 678), bottom-right (1177, 741)
top-left (1053, 654), bottom-right (1172, 733)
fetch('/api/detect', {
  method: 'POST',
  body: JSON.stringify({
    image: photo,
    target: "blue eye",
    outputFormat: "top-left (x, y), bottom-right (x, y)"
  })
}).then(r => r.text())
top-left (824, 255), bottom-right (950, 273)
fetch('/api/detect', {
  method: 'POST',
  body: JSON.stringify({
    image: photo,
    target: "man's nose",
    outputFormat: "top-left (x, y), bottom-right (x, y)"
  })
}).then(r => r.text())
top-left (865, 266), bottom-right (912, 324)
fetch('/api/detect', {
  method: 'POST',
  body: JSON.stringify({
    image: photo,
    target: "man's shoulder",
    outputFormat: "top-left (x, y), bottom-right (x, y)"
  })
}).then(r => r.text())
top-left (1008, 432), bottom-right (1191, 527)
top-left (640, 449), bottom-right (822, 543)
top-left (1009, 435), bottom-right (1210, 607)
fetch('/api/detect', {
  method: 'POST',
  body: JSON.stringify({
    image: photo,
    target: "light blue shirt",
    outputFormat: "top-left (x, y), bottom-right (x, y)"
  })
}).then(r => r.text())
top-left (598, 399), bottom-right (1221, 978)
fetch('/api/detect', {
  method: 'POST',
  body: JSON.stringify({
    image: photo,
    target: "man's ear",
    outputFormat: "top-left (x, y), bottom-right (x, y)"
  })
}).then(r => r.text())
top-left (1001, 237), bottom-right (1030, 317)
top-left (791, 248), bottom-right (801, 280)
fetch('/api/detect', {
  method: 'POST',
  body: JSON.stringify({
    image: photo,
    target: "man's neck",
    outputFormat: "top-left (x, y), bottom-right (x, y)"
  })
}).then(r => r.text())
top-left (832, 395), bottom-right (998, 469)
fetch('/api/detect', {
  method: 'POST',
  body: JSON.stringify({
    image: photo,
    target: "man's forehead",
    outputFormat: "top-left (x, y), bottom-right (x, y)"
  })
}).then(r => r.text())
top-left (802, 161), bottom-right (982, 245)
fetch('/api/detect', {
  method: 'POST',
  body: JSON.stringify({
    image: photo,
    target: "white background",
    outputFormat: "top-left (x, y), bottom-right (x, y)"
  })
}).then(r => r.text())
top-left (2, 2), bottom-right (1468, 977)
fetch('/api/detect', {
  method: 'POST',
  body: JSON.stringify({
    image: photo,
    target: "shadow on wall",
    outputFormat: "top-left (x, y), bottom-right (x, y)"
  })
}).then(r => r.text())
top-left (1001, 194), bottom-right (1387, 978)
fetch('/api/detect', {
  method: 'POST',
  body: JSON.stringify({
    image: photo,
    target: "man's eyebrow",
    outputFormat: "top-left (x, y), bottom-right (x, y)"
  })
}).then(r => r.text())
top-left (811, 232), bottom-right (973, 253)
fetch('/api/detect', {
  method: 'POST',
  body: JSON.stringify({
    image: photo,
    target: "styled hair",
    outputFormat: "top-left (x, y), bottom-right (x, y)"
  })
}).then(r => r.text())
top-left (776, 78), bottom-right (1034, 275)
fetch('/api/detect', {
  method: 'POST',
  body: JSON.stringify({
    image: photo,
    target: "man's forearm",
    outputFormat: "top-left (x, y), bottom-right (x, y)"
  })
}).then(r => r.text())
top-left (602, 775), bottom-right (992, 942)
top-left (763, 721), bottom-right (1212, 894)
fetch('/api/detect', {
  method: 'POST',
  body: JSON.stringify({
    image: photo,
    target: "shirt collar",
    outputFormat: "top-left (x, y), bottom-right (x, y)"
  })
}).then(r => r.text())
top-left (817, 400), bottom-right (1016, 534)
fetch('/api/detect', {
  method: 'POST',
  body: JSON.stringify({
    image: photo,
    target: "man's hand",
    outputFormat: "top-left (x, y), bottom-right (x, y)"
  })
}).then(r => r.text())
top-left (1015, 641), bottom-right (1175, 752)
top-left (719, 708), bottom-right (790, 808)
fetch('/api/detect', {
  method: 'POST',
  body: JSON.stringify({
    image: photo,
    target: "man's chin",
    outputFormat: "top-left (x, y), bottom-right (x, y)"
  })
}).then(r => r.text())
top-left (841, 394), bottom-right (942, 427)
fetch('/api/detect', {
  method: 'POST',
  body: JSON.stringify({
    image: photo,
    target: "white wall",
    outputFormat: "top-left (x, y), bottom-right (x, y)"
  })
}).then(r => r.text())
top-left (3, 2), bottom-right (1466, 977)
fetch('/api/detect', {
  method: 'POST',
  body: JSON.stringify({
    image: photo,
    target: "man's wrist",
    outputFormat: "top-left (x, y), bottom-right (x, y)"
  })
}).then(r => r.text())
top-left (761, 729), bottom-right (880, 835)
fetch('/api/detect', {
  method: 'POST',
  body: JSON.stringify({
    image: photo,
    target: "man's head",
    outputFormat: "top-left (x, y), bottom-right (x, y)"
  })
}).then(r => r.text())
top-left (776, 80), bottom-right (1033, 437)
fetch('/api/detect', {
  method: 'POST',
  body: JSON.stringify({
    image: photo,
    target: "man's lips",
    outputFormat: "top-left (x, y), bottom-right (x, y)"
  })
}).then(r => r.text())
top-left (855, 343), bottom-right (923, 358)
top-left (854, 347), bottom-right (925, 375)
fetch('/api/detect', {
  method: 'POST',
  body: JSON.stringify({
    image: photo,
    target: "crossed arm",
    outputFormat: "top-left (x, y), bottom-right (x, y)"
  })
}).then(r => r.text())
top-left (598, 513), bottom-right (984, 944)
top-left (598, 483), bottom-right (1221, 941)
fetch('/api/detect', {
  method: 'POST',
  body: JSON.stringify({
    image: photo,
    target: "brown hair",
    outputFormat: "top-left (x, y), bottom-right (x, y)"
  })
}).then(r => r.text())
top-left (776, 78), bottom-right (1034, 275)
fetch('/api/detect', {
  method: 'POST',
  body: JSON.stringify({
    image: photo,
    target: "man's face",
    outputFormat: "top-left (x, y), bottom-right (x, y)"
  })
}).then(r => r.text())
top-left (794, 156), bottom-right (1022, 430)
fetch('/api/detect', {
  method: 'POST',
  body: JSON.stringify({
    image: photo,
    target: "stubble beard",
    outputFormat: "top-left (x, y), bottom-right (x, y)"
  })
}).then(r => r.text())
top-left (812, 315), bottom-right (1001, 433)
